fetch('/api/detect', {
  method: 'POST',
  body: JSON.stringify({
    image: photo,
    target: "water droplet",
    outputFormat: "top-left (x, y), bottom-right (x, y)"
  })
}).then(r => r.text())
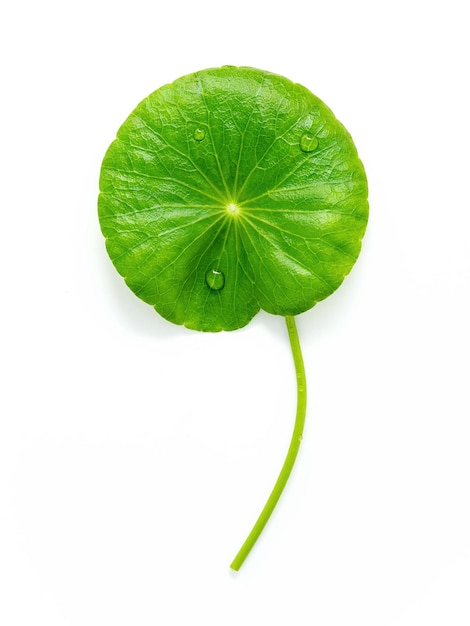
top-left (193, 128), bottom-right (206, 141)
top-left (300, 133), bottom-right (318, 153)
top-left (205, 268), bottom-right (225, 290)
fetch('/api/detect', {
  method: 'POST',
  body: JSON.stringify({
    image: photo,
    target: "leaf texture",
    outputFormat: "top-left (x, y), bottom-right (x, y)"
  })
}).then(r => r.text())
top-left (99, 66), bottom-right (368, 331)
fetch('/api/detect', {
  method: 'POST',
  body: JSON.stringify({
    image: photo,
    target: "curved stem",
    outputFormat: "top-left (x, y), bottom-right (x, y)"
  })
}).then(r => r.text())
top-left (230, 315), bottom-right (307, 571)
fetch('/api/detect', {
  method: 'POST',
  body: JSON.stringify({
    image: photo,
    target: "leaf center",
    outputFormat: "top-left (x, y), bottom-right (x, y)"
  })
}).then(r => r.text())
top-left (226, 202), bottom-right (241, 217)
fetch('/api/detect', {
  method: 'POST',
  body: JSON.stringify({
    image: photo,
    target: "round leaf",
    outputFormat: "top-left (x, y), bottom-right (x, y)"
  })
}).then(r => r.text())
top-left (99, 66), bottom-right (368, 331)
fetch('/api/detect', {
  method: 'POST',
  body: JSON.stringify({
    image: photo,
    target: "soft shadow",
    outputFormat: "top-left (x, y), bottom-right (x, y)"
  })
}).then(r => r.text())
top-left (99, 252), bottom-right (192, 342)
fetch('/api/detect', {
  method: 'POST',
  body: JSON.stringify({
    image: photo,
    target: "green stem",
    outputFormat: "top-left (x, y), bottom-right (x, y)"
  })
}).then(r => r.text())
top-left (230, 315), bottom-right (307, 571)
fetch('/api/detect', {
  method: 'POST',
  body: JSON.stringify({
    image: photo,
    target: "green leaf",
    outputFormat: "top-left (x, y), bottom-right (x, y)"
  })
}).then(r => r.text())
top-left (98, 66), bottom-right (369, 570)
top-left (98, 66), bottom-right (368, 331)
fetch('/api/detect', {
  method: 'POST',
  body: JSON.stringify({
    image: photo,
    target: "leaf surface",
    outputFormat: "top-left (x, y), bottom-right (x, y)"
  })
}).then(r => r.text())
top-left (99, 66), bottom-right (368, 331)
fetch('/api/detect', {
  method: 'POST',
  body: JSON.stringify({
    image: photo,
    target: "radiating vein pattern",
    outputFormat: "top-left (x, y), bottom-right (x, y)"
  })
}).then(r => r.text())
top-left (99, 66), bottom-right (368, 331)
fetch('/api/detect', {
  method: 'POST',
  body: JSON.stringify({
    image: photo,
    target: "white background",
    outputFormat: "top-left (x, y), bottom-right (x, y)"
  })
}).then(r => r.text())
top-left (1, 1), bottom-right (469, 624)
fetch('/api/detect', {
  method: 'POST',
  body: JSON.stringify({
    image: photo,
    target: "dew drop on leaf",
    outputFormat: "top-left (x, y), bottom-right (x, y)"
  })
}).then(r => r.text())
top-left (205, 268), bottom-right (225, 290)
top-left (299, 133), bottom-right (318, 153)
top-left (193, 127), bottom-right (206, 141)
